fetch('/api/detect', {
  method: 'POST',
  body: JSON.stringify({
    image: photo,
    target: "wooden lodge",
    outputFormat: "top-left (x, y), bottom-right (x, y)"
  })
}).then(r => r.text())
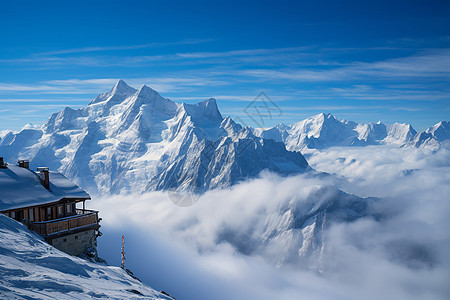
top-left (0, 157), bottom-right (101, 258)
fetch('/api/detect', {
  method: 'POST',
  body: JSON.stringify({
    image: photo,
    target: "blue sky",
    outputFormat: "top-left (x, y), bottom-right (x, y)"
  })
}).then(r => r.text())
top-left (0, 0), bottom-right (449, 131)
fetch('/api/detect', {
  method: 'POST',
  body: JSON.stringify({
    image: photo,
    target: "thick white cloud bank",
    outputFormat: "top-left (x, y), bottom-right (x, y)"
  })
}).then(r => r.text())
top-left (95, 143), bottom-right (450, 300)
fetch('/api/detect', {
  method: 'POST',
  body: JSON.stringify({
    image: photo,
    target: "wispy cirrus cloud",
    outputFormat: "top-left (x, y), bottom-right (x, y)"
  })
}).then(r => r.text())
top-left (0, 83), bottom-right (106, 94)
top-left (33, 38), bottom-right (215, 56)
top-left (175, 46), bottom-right (314, 59)
top-left (0, 75), bottom-right (229, 95)
top-left (327, 85), bottom-right (450, 101)
top-left (195, 84), bottom-right (449, 104)
top-left (0, 98), bottom-right (89, 103)
top-left (0, 44), bottom-right (448, 131)
top-left (0, 46), bottom-right (318, 67)
top-left (0, 83), bottom-right (66, 92)
top-left (240, 49), bottom-right (450, 82)
top-left (43, 76), bottom-right (229, 93)
top-left (2, 46), bottom-right (448, 82)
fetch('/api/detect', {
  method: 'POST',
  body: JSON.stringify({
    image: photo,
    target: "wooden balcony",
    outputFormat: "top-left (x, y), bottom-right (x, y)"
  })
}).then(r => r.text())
top-left (29, 209), bottom-right (100, 238)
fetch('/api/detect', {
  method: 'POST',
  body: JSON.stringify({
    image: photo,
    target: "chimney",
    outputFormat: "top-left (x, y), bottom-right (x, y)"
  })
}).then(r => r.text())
top-left (18, 159), bottom-right (30, 169)
top-left (0, 157), bottom-right (7, 169)
top-left (37, 167), bottom-right (50, 189)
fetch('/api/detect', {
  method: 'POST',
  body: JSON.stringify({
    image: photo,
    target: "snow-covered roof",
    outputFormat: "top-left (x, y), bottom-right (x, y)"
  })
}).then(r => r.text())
top-left (0, 164), bottom-right (90, 211)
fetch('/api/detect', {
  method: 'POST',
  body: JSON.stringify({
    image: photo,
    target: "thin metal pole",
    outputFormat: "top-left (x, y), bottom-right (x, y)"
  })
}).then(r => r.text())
top-left (121, 235), bottom-right (126, 269)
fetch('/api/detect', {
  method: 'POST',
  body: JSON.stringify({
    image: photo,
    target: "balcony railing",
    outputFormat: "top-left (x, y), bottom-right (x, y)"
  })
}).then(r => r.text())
top-left (29, 209), bottom-right (100, 237)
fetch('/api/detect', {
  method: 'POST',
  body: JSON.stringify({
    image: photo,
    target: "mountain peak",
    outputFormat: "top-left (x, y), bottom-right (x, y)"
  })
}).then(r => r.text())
top-left (89, 80), bottom-right (136, 106)
top-left (426, 120), bottom-right (450, 142)
top-left (277, 123), bottom-right (289, 130)
top-left (22, 123), bottom-right (40, 130)
top-left (195, 98), bottom-right (223, 121)
top-left (136, 84), bottom-right (159, 97)
top-left (313, 112), bottom-right (334, 121)
top-left (434, 121), bottom-right (447, 129)
top-left (117, 84), bottom-right (178, 118)
top-left (133, 85), bottom-right (169, 105)
top-left (179, 98), bottom-right (223, 124)
top-left (112, 79), bottom-right (134, 94)
top-left (314, 113), bottom-right (339, 123)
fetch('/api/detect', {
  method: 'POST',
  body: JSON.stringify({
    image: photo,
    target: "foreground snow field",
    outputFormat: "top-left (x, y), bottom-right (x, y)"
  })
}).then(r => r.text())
top-left (0, 214), bottom-right (172, 300)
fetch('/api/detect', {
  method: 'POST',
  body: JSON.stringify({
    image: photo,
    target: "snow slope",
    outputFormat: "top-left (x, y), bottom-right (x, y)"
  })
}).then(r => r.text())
top-left (0, 80), bottom-right (309, 194)
top-left (0, 214), bottom-right (172, 300)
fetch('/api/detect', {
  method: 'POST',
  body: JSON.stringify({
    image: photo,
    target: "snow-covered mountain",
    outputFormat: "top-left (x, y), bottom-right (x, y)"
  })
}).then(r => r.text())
top-left (1, 81), bottom-right (446, 194)
top-left (254, 113), bottom-right (447, 151)
top-left (217, 184), bottom-right (379, 270)
top-left (0, 80), bottom-right (309, 194)
top-left (408, 121), bottom-right (450, 150)
top-left (0, 214), bottom-right (172, 299)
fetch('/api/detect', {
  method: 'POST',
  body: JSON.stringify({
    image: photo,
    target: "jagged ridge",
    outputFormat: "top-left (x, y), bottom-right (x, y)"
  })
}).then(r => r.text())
top-left (0, 80), bottom-right (309, 194)
top-left (254, 113), bottom-right (448, 151)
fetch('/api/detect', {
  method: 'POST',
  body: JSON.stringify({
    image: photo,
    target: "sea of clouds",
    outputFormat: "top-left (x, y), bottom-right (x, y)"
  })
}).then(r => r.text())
top-left (95, 143), bottom-right (450, 300)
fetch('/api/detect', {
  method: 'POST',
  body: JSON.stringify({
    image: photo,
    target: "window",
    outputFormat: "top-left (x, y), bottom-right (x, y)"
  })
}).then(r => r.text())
top-left (28, 208), bottom-right (34, 221)
top-left (47, 207), bottom-right (52, 218)
top-left (57, 205), bottom-right (64, 216)
top-left (66, 203), bottom-right (73, 214)
top-left (5, 212), bottom-right (9, 217)
top-left (13, 210), bottom-right (23, 221)
top-left (74, 235), bottom-right (78, 240)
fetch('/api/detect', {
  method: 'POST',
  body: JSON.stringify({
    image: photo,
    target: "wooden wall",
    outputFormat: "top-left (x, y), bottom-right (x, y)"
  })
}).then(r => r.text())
top-left (2, 201), bottom-right (77, 222)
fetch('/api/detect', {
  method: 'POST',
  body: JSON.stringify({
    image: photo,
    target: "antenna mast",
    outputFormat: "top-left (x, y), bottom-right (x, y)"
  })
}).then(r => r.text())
top-left (121, 235), bottom-right (126, 269)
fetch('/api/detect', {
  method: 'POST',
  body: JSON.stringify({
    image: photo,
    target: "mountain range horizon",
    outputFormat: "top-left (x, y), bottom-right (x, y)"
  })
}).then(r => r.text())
top-left (1, 79), bottom-right (449, 196)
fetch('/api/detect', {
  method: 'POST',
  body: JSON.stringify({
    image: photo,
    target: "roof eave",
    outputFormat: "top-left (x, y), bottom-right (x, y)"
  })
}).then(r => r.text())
top-left (0, 196), bottom-right (92, 212)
